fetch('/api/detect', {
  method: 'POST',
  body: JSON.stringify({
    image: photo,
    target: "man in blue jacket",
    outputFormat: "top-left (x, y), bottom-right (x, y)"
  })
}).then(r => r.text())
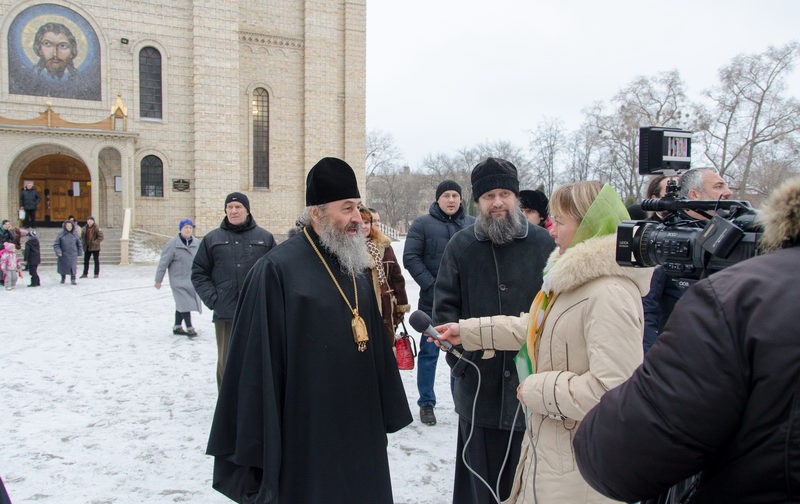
top-left (403, 180), bottom-right (474, 425)
top-left (192, 192), bottom-right (275, 388)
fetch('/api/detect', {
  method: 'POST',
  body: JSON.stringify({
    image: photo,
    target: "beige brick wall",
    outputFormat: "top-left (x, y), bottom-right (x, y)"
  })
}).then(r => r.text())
top-left (0, 0), bottom-right (366, 239)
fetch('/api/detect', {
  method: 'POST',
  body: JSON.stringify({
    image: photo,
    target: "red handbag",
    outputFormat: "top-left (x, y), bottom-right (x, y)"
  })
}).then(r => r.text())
top-left (395, 321), bottom-right (417, 370)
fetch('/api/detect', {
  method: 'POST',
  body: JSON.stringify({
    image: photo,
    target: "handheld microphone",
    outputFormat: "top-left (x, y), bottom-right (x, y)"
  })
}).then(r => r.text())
top-left (409, 310), bottom-right (462, 358)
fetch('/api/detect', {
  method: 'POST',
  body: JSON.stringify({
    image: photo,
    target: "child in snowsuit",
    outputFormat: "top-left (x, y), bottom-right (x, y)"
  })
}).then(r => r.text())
top-left (1, 241), bottom-right (22, 290)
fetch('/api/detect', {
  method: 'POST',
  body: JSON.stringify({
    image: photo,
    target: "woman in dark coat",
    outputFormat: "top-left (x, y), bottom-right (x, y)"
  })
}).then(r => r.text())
top-left (54, 220), bottom-right (82, 285)
top-left (23, 229), bottom-right (41, 286)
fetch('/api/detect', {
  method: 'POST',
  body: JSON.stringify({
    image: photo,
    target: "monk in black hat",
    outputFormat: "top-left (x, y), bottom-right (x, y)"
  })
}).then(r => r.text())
top-left (207, 157), bottom-right (412, 504)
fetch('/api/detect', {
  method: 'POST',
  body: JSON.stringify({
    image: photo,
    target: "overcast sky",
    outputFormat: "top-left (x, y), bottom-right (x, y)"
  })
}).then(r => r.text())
top-left (366, 0), bottom-right (800, 168)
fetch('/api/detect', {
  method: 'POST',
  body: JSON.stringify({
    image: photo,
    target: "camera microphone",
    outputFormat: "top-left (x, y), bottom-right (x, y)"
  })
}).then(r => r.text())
top-left (408, 310), bottom-right (462, 358)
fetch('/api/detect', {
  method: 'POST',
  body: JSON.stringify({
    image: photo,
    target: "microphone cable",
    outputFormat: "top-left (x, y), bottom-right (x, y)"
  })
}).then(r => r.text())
top-left (454, 358), bottom-right (528, 504)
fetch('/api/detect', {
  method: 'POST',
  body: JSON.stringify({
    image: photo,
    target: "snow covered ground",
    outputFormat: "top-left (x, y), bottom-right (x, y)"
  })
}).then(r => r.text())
top-left (0, 240), bottom-right (457, 503)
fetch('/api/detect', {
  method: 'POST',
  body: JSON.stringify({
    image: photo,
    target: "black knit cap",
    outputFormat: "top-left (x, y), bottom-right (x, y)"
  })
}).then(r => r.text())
top-left (305, 157), bottom-right (361, 206)
top-left (471, 157), bottom-right (520, 202)
top-left (518, 190), bottom-right (548, 217)
top-left (435, 180), bottom-right (462, 200)
top-left (224, 192), bottom-right (251, 213)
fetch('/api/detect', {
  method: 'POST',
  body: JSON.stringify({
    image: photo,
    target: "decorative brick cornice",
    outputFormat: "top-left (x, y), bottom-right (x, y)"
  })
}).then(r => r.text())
top-left (0, 124), bottom-right (138, 141)
top-left (239, 31), bottom-right (304, 52)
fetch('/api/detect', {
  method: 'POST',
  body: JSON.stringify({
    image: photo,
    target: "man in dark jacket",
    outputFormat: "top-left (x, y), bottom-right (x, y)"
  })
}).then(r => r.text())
top-left (192, 192), bottom-right (275, 388)
top-left (434, 158), bottom-right (555, 504)
top-left (574, 175), bottom-right (800, 504)
top-left (80, 216), bottom-right (104, 278)
top-left (642, 168), bottom-right (733, 352)
top-left (19, 181), bottom-right (41, 227)
top-left (403, 179), bottom-right (474, 426)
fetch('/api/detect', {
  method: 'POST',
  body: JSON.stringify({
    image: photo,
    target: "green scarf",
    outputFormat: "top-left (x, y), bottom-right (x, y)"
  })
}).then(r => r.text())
top-left (515, 184), bottom-right (629, 382)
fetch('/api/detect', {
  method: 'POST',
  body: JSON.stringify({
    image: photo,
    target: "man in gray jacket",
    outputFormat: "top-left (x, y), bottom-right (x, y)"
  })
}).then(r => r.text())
top-left (192, 192), bottom-right (275, 388)
top-left (434, 158), bottom-right (554, 504)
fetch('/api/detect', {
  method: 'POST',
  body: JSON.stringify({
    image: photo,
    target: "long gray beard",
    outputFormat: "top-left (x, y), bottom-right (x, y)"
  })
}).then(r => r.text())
top-left (318, 218), bottom-right (371, 275)
top-left (476, 206), bottom-right (525, 245)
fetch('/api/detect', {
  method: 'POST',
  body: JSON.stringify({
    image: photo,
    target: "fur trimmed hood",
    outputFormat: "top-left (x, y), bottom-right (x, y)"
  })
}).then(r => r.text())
top-left (544, 234), bottom-right (652, 296)
top-left (758, 175), bottom-right (800, 252)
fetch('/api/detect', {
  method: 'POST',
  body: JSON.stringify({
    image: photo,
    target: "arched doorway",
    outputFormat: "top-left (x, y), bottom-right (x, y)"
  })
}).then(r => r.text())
top-left (20, 154), bottom-right (91, 226)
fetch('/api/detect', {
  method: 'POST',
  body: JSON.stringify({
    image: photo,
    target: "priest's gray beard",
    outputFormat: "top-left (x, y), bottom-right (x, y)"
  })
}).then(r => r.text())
top-left (318, 213), bottom-right (371, 275)
top-left (476, 201), bottom-right (525, 245)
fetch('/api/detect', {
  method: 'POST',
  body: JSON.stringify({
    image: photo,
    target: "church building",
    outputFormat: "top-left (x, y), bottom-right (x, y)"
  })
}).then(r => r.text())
top-left (0, 0), bottom-right (366, 236)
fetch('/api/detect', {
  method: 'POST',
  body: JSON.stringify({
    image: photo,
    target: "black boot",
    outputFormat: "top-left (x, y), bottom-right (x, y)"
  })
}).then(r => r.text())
top-left (60, 276), bottom-right (65, 284)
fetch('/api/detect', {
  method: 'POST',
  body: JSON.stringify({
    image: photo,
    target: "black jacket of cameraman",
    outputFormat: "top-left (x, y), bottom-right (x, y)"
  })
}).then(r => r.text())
top-left (641, 211), bottom-right (705, 352)
top-left (574, 228), bottom-right (800, 502)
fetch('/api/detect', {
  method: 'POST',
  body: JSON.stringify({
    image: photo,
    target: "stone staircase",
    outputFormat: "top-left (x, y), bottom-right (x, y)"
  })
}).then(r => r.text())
top-left (28, 226), bottom-right (123, 267)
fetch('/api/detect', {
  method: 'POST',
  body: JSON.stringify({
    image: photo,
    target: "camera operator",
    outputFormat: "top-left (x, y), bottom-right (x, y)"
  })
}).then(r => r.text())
top-left (642, 168), bottom-right (730, 352)
top-left (573, 175), bottom-right (800, 504)
top-left (678, 167), bottom-right (732, 219)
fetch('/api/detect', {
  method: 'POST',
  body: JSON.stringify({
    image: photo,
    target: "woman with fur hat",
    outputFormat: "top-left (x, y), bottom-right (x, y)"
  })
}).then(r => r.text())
top-left (156, 219), bottom-right (203, 336)
top-left (54, 220), bottom-right (82, 285)
top-left (433, 181), bottom-right (653, 504)
top-left (359, 205), bottom-right (409, 347)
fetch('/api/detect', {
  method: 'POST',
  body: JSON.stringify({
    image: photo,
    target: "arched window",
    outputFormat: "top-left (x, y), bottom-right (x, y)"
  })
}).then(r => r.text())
top-left (139, 47), bottom-right (162, 119)
top-left (140, 155), bottom-right (163, 197)
top-left (252, 88), bottom-right (269, 187)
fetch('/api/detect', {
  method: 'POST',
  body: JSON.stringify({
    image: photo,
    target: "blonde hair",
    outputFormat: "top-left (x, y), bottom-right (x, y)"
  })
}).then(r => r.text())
top-left (549, 181), bottom-right (603, 222)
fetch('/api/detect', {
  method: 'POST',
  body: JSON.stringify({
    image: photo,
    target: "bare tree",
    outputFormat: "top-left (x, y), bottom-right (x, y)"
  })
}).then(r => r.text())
top-left (420, 141), bottom-right (530, 214)
top-left (584, 70), bottom-right (690, 202)
top-left (563, 122), bottom-right (603, 188)
top-left (366, 164), bottom-right (426, 232)
top-left (745, 136), bottom-right (800, 200)
top-left (528, 118), bottom-right (564, 195)
top-left (694, 42), bottom-right (800, 197)
top-left (365, 129), bottom-right (403, 177)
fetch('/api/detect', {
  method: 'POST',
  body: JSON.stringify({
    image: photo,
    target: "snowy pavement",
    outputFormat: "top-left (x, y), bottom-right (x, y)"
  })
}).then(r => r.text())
top-left (1, 241), bottom-right (457, 503)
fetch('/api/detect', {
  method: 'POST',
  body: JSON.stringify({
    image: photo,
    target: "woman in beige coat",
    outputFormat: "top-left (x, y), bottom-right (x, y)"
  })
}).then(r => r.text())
top-left (435, 181), bottom-right (653, 504)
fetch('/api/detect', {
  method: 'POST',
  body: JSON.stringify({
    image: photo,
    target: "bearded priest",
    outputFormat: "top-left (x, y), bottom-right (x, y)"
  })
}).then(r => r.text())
top-left (207, 157), bottom-right (412, 503)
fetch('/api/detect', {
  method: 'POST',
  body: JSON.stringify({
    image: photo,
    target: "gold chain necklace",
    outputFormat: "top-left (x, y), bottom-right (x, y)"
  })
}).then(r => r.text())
top-left (303, 226), bottom-right (369, 352)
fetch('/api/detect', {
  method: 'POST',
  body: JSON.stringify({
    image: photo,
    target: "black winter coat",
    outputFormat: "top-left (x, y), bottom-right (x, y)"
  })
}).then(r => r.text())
top-left (434, 217), bottom-right (555, 430)
top-left (191, 216), bottom-right (275, 321)
top-left (574, 245), bottom-right (800, 504)
top-left (402, 202), bottom-right (474, 314)
top-left (23, 236), bottom-right (40, 266)
top-left (641, 265), bottom-right (683, 353)
top-left (20, 187), bottom-right (41, 211)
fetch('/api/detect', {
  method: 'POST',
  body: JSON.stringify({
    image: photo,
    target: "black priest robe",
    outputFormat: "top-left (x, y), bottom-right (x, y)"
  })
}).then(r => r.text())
top-left (207, 227), bottom-right (412, 503)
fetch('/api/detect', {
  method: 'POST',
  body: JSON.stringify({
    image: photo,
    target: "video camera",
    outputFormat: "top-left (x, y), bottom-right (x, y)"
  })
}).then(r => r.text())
top-left (615, 126), bottom-right (761, 285)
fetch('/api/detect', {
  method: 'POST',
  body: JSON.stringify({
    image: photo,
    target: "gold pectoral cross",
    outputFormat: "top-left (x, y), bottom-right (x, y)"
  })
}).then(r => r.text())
top-left (352, 310), bottom-right (369, 352)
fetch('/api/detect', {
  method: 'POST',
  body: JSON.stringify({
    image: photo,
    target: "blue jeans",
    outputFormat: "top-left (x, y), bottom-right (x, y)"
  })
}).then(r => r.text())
top-left (416, 333), bottom-right (439, 407)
